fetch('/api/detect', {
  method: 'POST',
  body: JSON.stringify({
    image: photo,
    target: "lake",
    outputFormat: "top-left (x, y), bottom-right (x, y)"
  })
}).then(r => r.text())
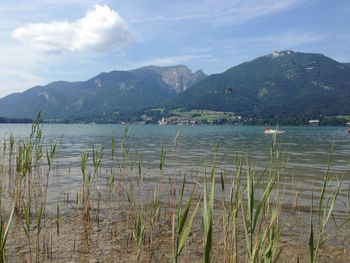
top-left (2, 123), bottom-right (350, 262)
top-left (1, 124), bottom-right (349, 208)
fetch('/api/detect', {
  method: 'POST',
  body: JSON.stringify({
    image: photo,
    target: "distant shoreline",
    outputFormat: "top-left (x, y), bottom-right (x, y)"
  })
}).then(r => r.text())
top-left (1, 121), bottom-right (349, 127)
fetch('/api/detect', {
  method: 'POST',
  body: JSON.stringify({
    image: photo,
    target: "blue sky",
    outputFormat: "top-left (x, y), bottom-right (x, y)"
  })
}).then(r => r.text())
top-left (0, 0), bottom-right (349, 98)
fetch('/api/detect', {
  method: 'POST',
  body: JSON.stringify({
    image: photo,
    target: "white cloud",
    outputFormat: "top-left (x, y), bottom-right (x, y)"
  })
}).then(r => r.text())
top-left (12, 4), bottom-right (131, 53)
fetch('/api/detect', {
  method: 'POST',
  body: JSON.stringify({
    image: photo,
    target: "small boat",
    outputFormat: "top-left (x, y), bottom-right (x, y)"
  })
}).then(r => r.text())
top-left (264, 127), bottom-right (284, 134)
top-left (158, 117), bottom-right (167, 126)
top-left (347, 128), bottom-right (350, 134)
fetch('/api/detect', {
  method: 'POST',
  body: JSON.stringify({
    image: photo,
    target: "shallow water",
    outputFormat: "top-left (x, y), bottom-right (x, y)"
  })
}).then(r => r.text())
top-left (2, 124), bottom-right (350, 262)
top-left (1, 124), bottom-right (349, 210)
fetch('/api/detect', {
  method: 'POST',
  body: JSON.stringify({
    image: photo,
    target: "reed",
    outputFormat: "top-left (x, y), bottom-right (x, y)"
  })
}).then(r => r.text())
top-left (80, 152), bottom-right (90, 187)
top-left (23, 200), bottom-right (32, 263)
top-left (160, 145), bottom-right (166, 176)
top-left (133, 208), bottom-right (144, 260)
top-left (173, 175), bottom-right (199, 263)
top-left (308, 159), bottom-right (350, 263)
top-left (202, 164), bottom-right (215, 263)
top-left (8, 134), bottom-right (14, 175)
top-left (221, 157), bottom-right (243, 262)
top-left (149, 186), bottom-right (160, 251)
top-left (92, 145), bottom-right (103, 177)
top-left (56, 202), bottom-right (62, 261)
top-left (0, 203), bottom-right (14, 262)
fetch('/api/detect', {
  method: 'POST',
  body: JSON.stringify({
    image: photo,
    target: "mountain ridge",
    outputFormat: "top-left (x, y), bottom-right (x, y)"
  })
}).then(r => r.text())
top-left (1, 51), bottom-right (350, 122)
top-left (0, 65), bottom-right (207, 120)
top-left (166, 50), bottom-right (350, 117)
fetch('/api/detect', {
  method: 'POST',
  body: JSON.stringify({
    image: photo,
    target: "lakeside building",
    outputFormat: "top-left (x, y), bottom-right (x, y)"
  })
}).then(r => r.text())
top-left (309, 119), bottom-right (320, 125)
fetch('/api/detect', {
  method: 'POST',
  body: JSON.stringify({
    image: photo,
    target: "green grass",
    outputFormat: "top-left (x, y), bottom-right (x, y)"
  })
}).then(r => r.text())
top-left (170, 109), bottom-right (238, 121)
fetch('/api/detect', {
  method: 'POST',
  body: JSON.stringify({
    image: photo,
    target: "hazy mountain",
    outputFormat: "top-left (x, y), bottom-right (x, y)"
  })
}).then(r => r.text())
top-left (0, 65), bottom-right (206, 120)
top-left (1, 51), bottom-right (350, 122)
top-left (167, 51), bottom-right (350, 116)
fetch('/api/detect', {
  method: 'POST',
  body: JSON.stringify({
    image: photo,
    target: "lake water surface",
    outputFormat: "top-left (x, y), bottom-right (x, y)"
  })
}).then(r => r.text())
top-left (1, 124), bottom-right (349, 210)
top-left (3, 123), bottom-right (350, 262)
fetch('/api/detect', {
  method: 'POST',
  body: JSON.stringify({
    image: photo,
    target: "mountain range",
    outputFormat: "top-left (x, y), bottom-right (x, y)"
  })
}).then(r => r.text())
top-left (0, 65), bottom-right (206, 120)
top-left (167, 50), bottom-right (350, 117)
top-left (0, 50), bottom-right (350, 121)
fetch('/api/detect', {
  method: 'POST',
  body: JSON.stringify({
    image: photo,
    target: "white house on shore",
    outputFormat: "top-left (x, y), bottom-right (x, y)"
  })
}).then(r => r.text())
top-left (309, 119), bottom-right (319, 125)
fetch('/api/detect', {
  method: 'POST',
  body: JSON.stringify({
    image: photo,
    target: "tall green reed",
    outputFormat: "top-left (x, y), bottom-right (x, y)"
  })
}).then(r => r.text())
top-left (202, 167), bottom-right (215, 263)
top-left (308, 150), bottom-right (350, 263)
top-left (173, 175), bottom-right (200, 263)
top-left (0, 203), bottom-right (15, 263)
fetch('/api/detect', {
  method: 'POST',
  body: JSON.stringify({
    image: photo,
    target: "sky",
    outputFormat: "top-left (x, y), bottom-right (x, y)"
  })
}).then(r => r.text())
top-left (0, 0), bottom-right (349, 98)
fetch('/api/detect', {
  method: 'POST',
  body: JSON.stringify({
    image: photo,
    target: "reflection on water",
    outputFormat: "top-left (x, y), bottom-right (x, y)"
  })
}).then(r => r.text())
top-left (1, 124), bottom-right (349, 211)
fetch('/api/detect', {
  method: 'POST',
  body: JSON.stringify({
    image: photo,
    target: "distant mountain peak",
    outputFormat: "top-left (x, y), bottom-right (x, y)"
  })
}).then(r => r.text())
top-left (131, 64), bottom-right (207, 93)
top-left (132, 64), bottom-right (190, 71)
top-left (0, 64), bottom-right (207, 120)
top-left (268, 50), bottom-right (295, 58)
top-left (168, 50), bottom-right (350, 117)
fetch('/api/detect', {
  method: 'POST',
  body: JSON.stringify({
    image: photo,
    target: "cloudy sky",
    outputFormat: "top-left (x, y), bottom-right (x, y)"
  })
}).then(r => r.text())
top-left (0, 0), bottom-right (349, 98)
